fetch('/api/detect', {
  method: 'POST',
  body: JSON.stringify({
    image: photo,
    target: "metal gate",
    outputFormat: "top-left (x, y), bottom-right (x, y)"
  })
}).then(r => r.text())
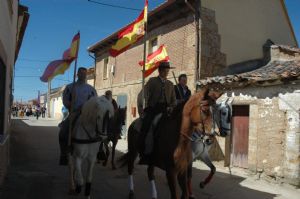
top-left (231, 105), bottom-right (249, 168)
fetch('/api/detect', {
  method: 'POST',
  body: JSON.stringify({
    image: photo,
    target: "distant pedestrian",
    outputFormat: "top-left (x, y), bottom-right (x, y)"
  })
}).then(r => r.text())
top-left (41, 106), bottom-right (46, 118)
top-left (36, 105), bottom-right (40, 120)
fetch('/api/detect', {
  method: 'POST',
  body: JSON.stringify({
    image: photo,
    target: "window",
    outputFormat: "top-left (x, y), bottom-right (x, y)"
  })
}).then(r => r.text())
top-left (103, 58), bottom-right (109, 79)
top-left (0, 58), bottom-right (6, 135)
top-left (149, 37), bottom-right (158, 54)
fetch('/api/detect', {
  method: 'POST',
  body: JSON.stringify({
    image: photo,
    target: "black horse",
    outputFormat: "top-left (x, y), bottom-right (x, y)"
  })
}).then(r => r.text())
top-left (97, 107), bottom-right (127, 169)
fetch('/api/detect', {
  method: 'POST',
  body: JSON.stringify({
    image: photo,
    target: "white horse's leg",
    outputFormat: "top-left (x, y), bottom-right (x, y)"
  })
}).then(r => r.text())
top-left (85, 154), bottom-right (97, 199)
top-left (74, 156), bottom-right (84, 193)
top-left (199, 149), bottom-right (216, 188)
top-left (150, 180), bottom-right (157, 199)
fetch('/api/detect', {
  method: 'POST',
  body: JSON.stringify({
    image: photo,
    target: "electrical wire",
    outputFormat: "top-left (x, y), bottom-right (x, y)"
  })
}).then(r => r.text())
top-left (87, 0), bottom-right (141, 11)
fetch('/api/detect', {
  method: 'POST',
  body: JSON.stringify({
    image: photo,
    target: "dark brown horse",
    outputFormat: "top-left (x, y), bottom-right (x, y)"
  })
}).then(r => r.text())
top-left (119, 88), bottom-right (222, 199)
top-left (97, 107), bottom-right (127, 169)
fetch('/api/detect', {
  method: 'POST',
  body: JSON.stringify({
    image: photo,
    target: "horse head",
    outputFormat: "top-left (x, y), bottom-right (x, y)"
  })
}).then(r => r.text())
top-left (187, 88), bottom-right (223, 136)
top-left (212, 98), bottom-right (232, 137)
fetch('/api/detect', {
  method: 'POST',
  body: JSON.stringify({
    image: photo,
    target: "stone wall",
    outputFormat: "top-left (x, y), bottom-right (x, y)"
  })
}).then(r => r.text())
top-left (213, 83), bottom-right (300, 185)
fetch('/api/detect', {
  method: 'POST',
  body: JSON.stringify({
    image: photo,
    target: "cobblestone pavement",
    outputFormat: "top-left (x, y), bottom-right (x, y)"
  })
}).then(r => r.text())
top-left (0, 118), bottom-right (299, 199)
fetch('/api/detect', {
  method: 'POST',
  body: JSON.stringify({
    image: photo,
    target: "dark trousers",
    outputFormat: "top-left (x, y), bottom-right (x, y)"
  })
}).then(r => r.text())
top-left (58, 113), bottom-right (80, 156)
top-left (59, 116), bottom-right (70, 157)
top-left (139, 103), bottom-right (167, 154)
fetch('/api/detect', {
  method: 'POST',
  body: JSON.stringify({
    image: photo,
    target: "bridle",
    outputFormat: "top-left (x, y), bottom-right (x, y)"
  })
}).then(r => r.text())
top-left (180, 103), bottom-right (220, 142)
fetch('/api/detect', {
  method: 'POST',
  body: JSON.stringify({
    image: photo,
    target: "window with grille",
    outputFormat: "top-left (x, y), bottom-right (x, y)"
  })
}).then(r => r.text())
top-left (149, 37), bottom-right (158, 54)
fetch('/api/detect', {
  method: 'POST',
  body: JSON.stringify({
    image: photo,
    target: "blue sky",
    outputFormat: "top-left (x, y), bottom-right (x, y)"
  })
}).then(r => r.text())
top-left (14, 0), bottom-right (300, 102)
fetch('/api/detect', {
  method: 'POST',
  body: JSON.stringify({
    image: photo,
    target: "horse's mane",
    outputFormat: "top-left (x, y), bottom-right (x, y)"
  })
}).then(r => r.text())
top-left (80, 96), bottom-right (114, 128)
top-left (174, 88), bottom-right (209, 174)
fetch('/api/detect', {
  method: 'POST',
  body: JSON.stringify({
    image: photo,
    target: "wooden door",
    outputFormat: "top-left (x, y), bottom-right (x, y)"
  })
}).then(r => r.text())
top-left (231, 105), bottom-right (249, 168)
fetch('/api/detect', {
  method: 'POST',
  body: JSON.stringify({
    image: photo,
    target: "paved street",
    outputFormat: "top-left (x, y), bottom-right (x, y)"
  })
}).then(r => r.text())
top-left (0, 118), bottom-right (299, 199)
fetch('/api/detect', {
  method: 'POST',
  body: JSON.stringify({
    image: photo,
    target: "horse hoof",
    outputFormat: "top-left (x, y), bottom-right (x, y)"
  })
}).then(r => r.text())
top-left (103, 161), bottom-right (108, 167)
top-left (112, 165), bottom-right (116, 170)
top-left (129, 190), bottom-right (135, 199)
top-left (199, 182), bottom-right (205, 189)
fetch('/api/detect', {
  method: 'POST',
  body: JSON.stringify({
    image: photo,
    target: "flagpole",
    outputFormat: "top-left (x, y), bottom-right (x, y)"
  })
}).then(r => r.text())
top-left (141, 1), bottom-right (148, 109)
top-left (47, 81), bottom-right (51, 118)
top-left (67, 31), bottom-right (80, 192)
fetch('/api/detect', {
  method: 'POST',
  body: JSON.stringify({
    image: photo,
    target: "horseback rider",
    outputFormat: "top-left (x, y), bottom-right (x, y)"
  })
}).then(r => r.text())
top-left (59, 67), bottom-right (97, 165)
top-left (174, 73), bottom-right (191, 104)
top-left (139, 61), bottom-right (177, 164)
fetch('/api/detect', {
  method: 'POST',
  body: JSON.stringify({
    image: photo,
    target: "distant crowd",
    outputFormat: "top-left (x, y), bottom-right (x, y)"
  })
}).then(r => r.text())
top-left (11, 104), bottom-right (47, 119)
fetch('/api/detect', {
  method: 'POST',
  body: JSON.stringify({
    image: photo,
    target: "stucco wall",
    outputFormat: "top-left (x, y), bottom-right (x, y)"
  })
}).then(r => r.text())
top-left (0, 0), bottom-right (19, 186)
top-left (214, 83), bottom-right (300, 185)
top-left (202, 0), bottom-right (297, 66)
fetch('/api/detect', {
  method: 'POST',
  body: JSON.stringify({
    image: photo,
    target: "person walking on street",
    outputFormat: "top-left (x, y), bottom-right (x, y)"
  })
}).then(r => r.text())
top-left (59, 67), bottom-right (97, 165)
top-left (41, 106), bottom-right (46, 118)
top-left (36, 105), bottom-right (40, 120)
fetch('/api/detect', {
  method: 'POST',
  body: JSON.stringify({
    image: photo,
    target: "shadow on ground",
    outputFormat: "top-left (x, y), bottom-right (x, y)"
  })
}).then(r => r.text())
top-left (0, 119), bottom-right (277, 199)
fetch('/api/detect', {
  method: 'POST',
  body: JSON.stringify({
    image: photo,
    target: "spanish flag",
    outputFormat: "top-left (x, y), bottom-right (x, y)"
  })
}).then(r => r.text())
top-left (109, 0), bottom-right (148, 57)
top-left (62, 32), bottom-right (80, 61)
top-left (139, 44), bottom-right (169, 77)
top-left (40, 32), bottom-right (80, 82)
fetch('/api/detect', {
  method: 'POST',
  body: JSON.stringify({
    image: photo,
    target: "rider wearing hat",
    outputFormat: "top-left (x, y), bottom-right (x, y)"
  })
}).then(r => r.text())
top-left (139, 61), bottom-right (177, 164)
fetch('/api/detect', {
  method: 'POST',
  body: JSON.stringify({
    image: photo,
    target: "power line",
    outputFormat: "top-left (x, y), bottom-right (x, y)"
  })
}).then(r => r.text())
top-left (87, 0), bottom-right (141, 11)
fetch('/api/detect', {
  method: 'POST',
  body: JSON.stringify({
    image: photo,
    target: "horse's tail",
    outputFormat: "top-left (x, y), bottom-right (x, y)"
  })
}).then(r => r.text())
top-left (118, 121), bottom-right (139, 168)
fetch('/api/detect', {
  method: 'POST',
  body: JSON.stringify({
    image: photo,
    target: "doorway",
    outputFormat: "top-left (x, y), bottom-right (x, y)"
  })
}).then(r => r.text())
top-left (231, 105), bottom-right (250, 168)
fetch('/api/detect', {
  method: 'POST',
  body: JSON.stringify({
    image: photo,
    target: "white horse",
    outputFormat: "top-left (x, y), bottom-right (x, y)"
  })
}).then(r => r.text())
top-left (71, 96), bottom-right (114, 199)
top-left (188, 98), bottom-right (232, 198)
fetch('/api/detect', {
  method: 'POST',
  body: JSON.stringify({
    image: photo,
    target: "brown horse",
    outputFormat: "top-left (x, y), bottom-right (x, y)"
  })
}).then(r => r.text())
top-left (119, 88), bottom-right (222, 199)
top-left (97, 107), bottom-right (127, 169)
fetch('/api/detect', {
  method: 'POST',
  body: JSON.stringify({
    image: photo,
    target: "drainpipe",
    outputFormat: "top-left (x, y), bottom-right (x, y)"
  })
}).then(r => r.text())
top-left (88, 52), bottom-right (97, 88)
top-left (185, 0), bottom-right (201, 91)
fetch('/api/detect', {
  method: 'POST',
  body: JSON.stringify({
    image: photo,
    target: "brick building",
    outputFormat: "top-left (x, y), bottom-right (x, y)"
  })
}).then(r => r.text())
top-left (88, 0), bottom-right (297, 134)
top-left (0, 0), bottom-right (29, 185)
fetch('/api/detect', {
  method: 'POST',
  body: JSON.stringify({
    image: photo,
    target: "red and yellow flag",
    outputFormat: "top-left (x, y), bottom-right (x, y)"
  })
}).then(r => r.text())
top-left (40, 32), bottom-right (80, 82)
top-left (109, 0), bottom-right (148, 57)
top-left (139, 44), bottom-right (169, 77)
top-left (62, 32), bottom-right (80, 61)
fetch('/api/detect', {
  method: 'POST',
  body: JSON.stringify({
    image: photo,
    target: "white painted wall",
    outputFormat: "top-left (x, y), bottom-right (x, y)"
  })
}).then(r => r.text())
top-left (202, 0), bottom-right (297, 66)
